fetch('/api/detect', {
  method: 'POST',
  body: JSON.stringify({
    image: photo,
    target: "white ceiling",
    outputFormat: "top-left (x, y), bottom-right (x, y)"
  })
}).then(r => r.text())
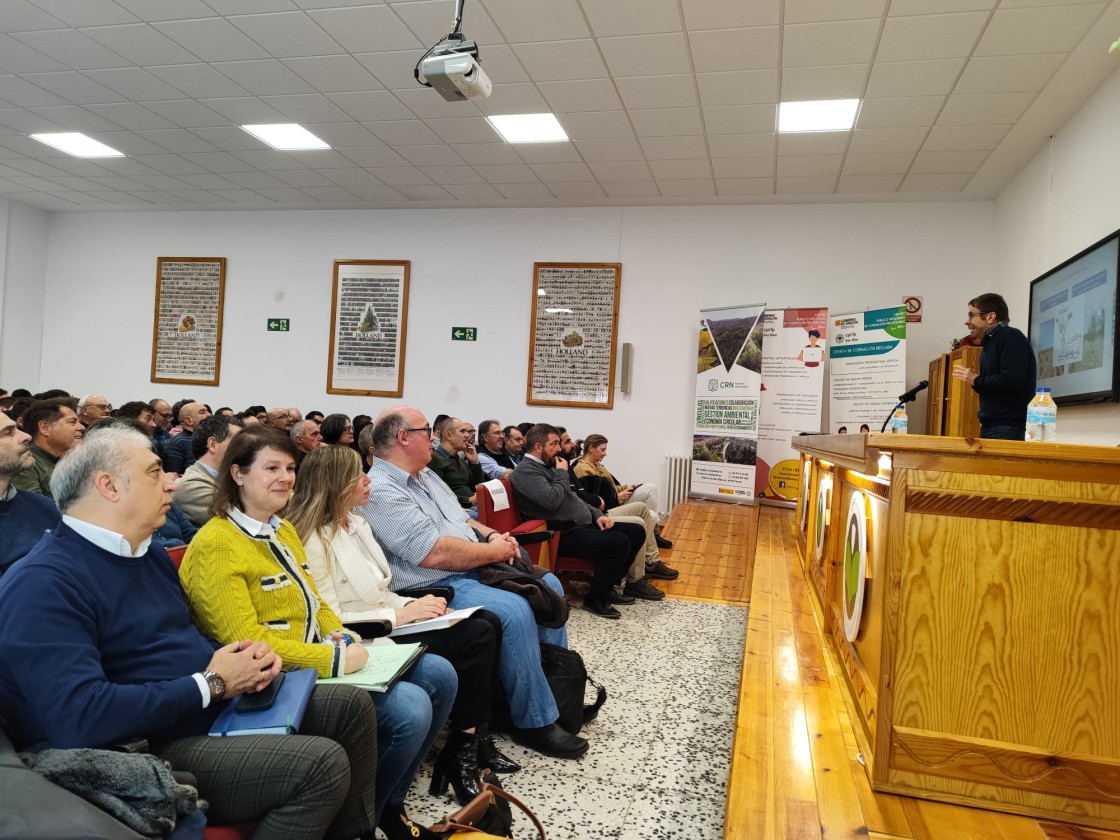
top-left (0, 0), bottom-right (1117, 212)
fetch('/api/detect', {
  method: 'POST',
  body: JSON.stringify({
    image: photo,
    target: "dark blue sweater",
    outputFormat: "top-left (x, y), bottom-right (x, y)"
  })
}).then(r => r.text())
top-left (0, 488), bottom-right (60, 575)
top-left (0, 523), bottom-right (222, 751)
top-left (974, 322), bottom-right (1037, 427)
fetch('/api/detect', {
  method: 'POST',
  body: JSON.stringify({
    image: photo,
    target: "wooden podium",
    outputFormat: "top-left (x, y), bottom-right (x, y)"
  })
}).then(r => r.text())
top-left (792, 433), bottom-right (1120, 829)
top-left (927, 346), bottom-right (981, 436)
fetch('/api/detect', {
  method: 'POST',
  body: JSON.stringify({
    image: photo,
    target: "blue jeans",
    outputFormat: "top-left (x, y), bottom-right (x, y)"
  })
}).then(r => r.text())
top-left (431, 570), bottom-right (567, 729)
top-left (370, 653), bottom-right (456, 818)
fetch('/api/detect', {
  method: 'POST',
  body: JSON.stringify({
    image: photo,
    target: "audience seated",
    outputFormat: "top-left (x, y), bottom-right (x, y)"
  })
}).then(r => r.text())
top-left (0, 411), bottom-right (60, 575)
top-left (289, 445), bottom-right (512, 803)
top-left (115, 400), bottom-right (158, 433)
top-left (11, 397), bottom-right (85, 497)
top-left (180, 426), bottom-right (452, 840)
top-left (357, 423), bottom-right (376, 468)
top-left (77, 394), bottom-right (113, 428)
top-left (428, 417), bottom-right (486, 513)
top-left (502, 425), bottom-right (526, 465)
top-left (509, 424), bottom-right (644, 620)
top-left (360, 407), bottom-right (588, 760)
top-left (0, 425), bottom-right (380, 838)
top-left (291, 418), bottom-right (323, 466)
top-left (147, 398), bottom-right (173, 456)
top-left (320, 413), bottom-right (354, 446)
top-left (477, 419), bottom-right (515, 480)
top-left (265, 407), bottom-right (294, 432)
top-left (574, 433), bottom-right (673, 549)
top-left (172, 415), bottom-right (242, 527)
top-left (162, 402), bottom-right (212, 475)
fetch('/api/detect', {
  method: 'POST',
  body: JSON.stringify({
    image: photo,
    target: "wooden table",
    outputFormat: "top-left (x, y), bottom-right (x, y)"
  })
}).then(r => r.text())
top-left (792, 433), bottom-right (1120, 829)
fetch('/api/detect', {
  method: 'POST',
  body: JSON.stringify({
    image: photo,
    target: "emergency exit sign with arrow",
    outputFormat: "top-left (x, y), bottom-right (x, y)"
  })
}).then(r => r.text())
top-left (451, 327), bottom-right (477, 341)
top-left (267, 318), bottom-right (290, 332)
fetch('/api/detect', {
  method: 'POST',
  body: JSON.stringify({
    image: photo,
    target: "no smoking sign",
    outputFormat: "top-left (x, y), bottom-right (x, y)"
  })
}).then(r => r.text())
top-left (903, 295), bottom-right (923, 324)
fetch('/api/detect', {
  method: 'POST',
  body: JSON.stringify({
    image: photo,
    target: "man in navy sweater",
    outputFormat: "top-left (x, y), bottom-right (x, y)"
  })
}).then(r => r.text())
top-left (952, 293), bottom-right (1037, 439)
top-left (0, 425), bottom-right (379, 839)
top-left (0, 410), bottom-right (60, 575)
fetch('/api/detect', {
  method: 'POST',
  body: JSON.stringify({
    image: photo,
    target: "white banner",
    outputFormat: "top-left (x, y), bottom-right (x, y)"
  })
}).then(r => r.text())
top-left (828, 306), bottom-right (908, 434)
top-left (756, 308), bottom-right (829, 503)
top-left (692, 303), bottom-right (766, 503)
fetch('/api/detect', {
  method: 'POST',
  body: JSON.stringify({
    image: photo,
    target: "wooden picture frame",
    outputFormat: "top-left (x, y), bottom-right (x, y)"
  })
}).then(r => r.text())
top-left (527, 262), bottom-right (621, 409)
top-left (151, 257), bottom-right (226, 386)
top-left (328, 259), bottom-right (410, 397)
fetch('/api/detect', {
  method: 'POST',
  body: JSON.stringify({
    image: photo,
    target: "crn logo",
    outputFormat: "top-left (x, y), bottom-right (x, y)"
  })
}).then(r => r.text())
top-left (707, 379), bottom-right (719, 392)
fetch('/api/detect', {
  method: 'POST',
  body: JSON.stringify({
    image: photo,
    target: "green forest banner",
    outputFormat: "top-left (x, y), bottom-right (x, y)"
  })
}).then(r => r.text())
top-left (692, 303), bottom-right (766, 504)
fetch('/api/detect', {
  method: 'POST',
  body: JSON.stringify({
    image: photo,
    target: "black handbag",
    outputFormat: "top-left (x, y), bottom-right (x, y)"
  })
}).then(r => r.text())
top-left (539, 643), bottom-right (606, 735)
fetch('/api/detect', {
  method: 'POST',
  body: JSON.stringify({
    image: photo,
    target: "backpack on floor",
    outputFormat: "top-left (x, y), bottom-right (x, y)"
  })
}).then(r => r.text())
top-left (539, 643), bottom-right (606, 735)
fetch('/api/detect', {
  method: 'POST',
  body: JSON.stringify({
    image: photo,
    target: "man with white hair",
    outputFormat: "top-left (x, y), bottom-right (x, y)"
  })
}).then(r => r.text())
top-left (0, 425), bottom-right (380, 838)
top-left (77, 393), bottom-right (112, 427)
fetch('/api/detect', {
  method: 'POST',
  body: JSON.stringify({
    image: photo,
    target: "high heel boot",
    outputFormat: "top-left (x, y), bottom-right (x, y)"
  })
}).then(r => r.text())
top-left (376, 802), bottom-right (437, 840)
top-left (477, 724), bottom-right (520, 774)
top-left (428, 730), bottom-right (483, 805)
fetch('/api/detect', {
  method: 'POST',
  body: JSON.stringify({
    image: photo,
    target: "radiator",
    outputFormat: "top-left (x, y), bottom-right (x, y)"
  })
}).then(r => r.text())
top-left (664, 455), bottom-right (692, 512)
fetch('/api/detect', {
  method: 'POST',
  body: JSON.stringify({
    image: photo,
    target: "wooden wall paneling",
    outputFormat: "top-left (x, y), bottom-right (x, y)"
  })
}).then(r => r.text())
top-left (927, 353), bottom-right (947, 437)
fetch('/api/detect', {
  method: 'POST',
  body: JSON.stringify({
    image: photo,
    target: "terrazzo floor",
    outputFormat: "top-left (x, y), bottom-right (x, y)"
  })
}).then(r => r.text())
top-left (400, 594), bottom-right (749, 839)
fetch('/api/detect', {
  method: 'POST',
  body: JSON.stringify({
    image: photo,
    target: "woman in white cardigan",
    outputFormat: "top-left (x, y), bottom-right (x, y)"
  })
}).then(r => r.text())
top-left (288, 445), bottom-right (515, 807)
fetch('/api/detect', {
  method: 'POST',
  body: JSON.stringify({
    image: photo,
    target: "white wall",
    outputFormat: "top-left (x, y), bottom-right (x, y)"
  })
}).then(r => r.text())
top-left (0, 199), bottom-right (49, 390)
top-left (33, 201), bottom-right (993, 485)
top-left (993, 69), bottom-right (1120, 445)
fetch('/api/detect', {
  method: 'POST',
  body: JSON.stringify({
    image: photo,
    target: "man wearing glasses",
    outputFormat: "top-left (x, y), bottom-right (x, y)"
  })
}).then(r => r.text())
top-left (952, 293), bottom-right (1037, 440)
top-left (77, 394), bottom-right (112, 428)
top-left (476, 419), bottom-right (515, 480)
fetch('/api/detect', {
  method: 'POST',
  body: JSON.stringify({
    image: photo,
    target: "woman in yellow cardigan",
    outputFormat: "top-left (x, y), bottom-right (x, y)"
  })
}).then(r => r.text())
top-left (179, 426), bottom-right (452, 840)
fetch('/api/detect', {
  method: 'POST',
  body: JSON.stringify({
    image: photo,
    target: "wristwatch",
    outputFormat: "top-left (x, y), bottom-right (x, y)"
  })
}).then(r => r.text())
top-left (201, 670), bottom-right (226, 701)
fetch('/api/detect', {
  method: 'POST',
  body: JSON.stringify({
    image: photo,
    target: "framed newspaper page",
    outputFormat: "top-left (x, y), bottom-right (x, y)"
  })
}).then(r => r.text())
top-left (150, 257), bottom-right (226, 386)
top-left (528, 262), bottom-right (621, 409)
top-left (328, 259), bottom-right (410, 397)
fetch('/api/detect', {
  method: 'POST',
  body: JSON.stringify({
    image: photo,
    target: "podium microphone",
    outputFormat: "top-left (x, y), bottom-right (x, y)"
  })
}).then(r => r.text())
top-left (898, 380), bottom-right (929, 404)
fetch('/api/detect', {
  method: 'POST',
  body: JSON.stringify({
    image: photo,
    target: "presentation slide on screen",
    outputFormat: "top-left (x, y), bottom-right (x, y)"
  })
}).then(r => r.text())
top-left (1029, 237), bottom-right (1118, 402)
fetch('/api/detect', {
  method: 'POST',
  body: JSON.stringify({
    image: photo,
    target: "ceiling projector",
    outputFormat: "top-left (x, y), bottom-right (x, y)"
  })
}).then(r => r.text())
top-left (420, 44), bottom-right (492, 101)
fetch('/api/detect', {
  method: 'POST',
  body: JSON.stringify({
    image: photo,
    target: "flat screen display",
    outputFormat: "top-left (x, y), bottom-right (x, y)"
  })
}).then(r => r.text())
top-left (1028, 230), bottom-right (1120, 406)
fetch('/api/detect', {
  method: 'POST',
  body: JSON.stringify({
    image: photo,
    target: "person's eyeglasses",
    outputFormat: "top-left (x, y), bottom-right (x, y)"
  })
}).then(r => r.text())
top-left (486, 431), bottom-right (505, 438)
top-left (86, 403), bottom-right (111, 411)
top-left (155, 411), bottom-right (172, 419)
top-left (404, 424), bottom-right (432, 438)
top-left (967, 310), bottom-right (989, 319)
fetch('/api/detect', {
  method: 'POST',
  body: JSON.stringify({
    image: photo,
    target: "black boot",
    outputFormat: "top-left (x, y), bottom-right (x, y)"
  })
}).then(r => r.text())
top-left (655, 525), bottom-right (673, 549)
top-left (429, 730), bottom-right (483, 805)
top-left (377, 802), bottom-right (437, 840)
top-left (477, 724), bottom-right (520, 774)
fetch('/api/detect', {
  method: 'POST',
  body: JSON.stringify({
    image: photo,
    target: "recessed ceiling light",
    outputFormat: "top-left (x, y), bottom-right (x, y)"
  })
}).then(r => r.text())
top-left (241, 124), bottom-right (330, 150)
top-left (778, 99), bottom-right (860, 133)
top-left (30, 133), bottom-right (124, 158)
top-left (486, 113), bottom-right (569, 143)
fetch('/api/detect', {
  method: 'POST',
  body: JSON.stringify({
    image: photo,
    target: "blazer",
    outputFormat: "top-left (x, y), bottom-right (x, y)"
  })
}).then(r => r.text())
top-left (172, 462), bottom-right (217, 527)
top-left (509, 456), bottom-right (601, 530)
top-left (301, 512), bottom-right (412, 627)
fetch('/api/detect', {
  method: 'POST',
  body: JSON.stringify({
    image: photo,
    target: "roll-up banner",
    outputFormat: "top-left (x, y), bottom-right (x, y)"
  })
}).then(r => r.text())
top-left (692, 303), bottom-right (766, 504)
top-left (755, 308), bottom-right (830, 506)
top-left (828, 306), bottom-right (907, 434)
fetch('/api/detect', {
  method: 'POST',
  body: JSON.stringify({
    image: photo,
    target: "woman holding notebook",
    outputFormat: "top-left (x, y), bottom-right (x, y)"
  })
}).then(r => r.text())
top-left (288, 445), bottom-right (516, 805)
top-left (179, 426), bottom-right (451, 840)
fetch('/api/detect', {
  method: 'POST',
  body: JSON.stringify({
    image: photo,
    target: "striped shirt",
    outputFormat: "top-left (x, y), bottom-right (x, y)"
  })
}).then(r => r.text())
top-left (358, 458), bottom-right (475, 591)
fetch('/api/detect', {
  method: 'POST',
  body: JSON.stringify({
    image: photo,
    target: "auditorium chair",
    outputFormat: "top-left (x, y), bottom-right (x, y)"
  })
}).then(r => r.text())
top-left (475, 478), bottom-right (594, 578)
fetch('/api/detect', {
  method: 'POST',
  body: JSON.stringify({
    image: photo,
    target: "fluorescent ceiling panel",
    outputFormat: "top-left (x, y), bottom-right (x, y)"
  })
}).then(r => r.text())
top-left (778, 99), bottom-right (860, 133)
top-left (486, 113), bottom-right (569, 143)
top-left (240, 123), bottom-right (330, 150)
top-left (30, 132), bottom-right (125, 157)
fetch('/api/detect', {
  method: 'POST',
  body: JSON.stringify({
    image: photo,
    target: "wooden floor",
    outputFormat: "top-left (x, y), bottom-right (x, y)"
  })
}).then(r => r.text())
top-left (660, 502), bottom-right (1120, 840)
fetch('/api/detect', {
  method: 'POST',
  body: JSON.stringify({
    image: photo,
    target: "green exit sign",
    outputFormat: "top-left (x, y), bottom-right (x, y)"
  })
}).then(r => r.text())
top-left (267, 318), bottom-right (290, 332)
top-left (451, 327), bottom-right (477, 341)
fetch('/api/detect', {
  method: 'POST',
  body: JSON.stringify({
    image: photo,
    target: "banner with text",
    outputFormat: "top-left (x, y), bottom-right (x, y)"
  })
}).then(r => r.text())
top-left (828, 306), bottom-right (907, 434)
top-left (755, 308), bottom-right (830, 504)
top-left (692, 303), bottom-right (766, 503)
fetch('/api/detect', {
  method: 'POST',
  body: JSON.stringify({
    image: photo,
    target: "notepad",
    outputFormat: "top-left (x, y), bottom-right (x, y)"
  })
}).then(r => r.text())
top-left (317, 642), bottom-right (426, 693)
top-left (389, 605), bottom-right (482, 638)
top-left (209, 668), bottom-right (316, 737)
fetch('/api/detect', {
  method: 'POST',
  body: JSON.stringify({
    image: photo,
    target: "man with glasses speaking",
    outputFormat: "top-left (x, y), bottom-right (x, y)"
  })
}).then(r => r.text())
top-left (952, 292), bottom-right (1037, 440)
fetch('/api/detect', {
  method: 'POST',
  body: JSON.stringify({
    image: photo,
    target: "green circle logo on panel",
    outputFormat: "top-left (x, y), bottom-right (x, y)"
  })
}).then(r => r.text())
top-left (814, 477), bottom-right (831, 561)
top-left (842, 491), bottom-right (868, 643)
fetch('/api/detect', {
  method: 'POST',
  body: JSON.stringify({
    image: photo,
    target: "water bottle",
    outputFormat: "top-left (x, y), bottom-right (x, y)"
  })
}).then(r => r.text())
top-left (1025, 387), bottom-right (1057, 441)
top-left (890, 405), bottom-right (908, 434)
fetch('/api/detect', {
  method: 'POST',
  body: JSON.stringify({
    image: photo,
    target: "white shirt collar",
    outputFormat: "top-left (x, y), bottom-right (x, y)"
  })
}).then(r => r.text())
top-left (198, 460), bottom-right (219, 478)
top-left (227, 505), bottom-right (282, 537)
top-left (525, 453), bottom-right (543, 464)
top-left (2, 484), bottom-right (16, 502)
top-left (62, 514), bottom-right (152, 558)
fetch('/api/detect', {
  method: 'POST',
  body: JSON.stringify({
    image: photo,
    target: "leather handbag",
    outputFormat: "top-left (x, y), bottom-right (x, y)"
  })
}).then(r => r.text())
top-left (430, 781), bottom-right (546, 839)
top-left (540, 643), bottom-right (606, 735)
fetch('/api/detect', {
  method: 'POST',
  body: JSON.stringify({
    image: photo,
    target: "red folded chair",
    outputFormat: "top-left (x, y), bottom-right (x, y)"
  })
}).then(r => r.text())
top-left (476, 478), bottom-right (593, 577)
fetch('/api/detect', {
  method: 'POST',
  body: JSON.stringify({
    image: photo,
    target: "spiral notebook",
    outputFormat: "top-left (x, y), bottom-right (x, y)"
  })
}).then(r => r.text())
top-left (317, 642), bottom-right (426, 693)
